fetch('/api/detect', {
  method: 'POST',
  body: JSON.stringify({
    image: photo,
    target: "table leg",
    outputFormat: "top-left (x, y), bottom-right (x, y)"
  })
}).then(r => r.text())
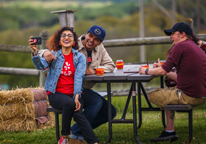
top-left (162, 110), bottom-right (166, 128)
top-left (137, 82), bottom-right (142, 129)
top-left (160, 76), bottom-right (166, 128)
top-left (121, 84), bottom-right (132, 120)
top-left (160, 75), bottom-right (164, 88)
top-left (105, 82), bottom-right (112, 143)
top-left (139, 83), bottom-right (153, 108)
top-left (132, 82), bottom-right (142, 144)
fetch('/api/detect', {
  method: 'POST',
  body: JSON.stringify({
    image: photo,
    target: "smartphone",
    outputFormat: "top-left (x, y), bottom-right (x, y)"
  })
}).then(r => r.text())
top-left (31, 37), bottom-right (42, 45)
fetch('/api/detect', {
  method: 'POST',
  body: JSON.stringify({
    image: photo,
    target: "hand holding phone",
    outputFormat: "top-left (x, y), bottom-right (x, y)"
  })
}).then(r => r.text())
top-left (29, 36), bottom-right (40, 56)
top-left (31, 37), bottom-right (42, 45)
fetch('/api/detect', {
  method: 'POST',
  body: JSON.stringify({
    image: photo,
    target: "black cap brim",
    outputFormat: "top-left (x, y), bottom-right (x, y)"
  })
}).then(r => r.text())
top-left (164, 29), bottom-right (176, 36)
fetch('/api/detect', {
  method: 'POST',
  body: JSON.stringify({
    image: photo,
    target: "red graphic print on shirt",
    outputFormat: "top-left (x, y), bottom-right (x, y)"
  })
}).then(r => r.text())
top-left (87, 57), bottom-right (92, 62)
top-left (56, 52), bottom-right (75, 96)
top-left (61, 62), bottom-right (72, 76)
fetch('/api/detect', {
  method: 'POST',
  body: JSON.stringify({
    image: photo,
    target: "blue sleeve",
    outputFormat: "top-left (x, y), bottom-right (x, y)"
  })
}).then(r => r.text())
top-left (31, 51), bottom-right (50, 70)
top-left (74, 53), bottom-right (86, 98)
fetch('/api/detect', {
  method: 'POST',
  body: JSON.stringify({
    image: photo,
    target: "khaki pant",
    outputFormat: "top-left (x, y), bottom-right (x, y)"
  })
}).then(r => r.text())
top-left (149, 87), bottom-right (206, 108)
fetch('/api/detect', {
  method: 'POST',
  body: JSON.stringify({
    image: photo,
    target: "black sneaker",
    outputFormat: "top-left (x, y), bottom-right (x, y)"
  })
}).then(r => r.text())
top-left (150, 130), bottom-right (178, 142)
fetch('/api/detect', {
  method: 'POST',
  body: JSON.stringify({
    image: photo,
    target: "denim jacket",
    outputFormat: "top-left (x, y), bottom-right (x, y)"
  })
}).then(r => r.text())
top-left (32, 48), bottom-right (86, 99)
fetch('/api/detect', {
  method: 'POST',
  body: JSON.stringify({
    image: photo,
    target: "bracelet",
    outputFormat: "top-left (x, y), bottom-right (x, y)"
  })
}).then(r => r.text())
top-left (145, 68), bottom-right (149, 74)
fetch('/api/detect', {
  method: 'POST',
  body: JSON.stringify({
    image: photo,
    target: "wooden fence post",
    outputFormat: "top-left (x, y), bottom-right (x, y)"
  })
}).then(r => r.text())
top-left (186, 18), bottom-right (193, 30)
top-left (50, 10), bottom-right (77, 28)
top-left (39, 30), bottom-right (49, 87)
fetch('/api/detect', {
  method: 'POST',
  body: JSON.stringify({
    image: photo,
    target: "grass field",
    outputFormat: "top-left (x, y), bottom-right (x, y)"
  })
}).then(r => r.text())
top-left (0, 96), bottom-right (205, 144)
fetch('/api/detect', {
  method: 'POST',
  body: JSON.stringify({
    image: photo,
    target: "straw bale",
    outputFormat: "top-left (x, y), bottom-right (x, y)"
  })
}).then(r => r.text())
top-left (0, 118), bottom-right (37, 132)
top-left (0, 88), bottom-right (34, 105)
top-left (0, 87), bottom-right (55, 132)
top-left (0, 108), bottom-right (55, 132)
top-left (0, 103), bottom-right (35, 121)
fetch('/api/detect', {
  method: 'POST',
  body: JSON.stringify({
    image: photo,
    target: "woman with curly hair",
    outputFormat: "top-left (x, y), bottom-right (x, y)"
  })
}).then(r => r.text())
top-left (29, 27), bottom-right (98, 144)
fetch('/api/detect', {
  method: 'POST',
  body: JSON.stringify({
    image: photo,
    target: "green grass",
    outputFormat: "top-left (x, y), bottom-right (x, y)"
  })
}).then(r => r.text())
top-left (0, 96), bottom-right (205, 144)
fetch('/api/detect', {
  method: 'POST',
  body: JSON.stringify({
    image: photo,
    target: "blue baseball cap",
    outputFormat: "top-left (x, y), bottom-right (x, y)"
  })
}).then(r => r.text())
top-left (164, 22), bottom-right (193, 37)
top-left (88, 25), bottom-right (106, 41)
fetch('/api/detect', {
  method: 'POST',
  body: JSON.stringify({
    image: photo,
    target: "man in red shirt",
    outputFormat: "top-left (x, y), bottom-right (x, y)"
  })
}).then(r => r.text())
top-left (139, 22), bottom-right (206, 142)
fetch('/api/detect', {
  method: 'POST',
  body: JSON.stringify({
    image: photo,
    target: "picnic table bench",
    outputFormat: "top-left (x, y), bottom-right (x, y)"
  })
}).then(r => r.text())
top-left (165, 104), bottom-right (193, 143)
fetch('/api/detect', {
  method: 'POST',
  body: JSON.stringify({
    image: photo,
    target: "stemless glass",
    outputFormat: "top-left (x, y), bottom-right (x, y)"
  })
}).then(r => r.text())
top-left (96, 66), bottom-right (104, 76)
top-left (116, 60), bottom-right (124, 69)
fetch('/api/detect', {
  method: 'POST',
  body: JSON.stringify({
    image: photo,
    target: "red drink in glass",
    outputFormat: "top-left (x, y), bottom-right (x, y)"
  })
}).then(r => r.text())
top-left (116, 60), bottom-right (124, 69)
top-left (96, 67), bottom-right (104, 76)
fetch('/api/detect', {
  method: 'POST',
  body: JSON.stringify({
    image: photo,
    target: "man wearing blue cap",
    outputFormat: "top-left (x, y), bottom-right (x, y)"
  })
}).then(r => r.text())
top-left (69, 25), bottom-right (116, 144)
top-left (139, 22), bottom-right (206, 142)
top-left (40, 25), bottom-right (116, 144)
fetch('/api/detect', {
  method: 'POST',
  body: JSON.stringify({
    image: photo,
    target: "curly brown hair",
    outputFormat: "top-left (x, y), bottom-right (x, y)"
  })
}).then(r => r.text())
top-left (46, 27), bottom-right (79, 51)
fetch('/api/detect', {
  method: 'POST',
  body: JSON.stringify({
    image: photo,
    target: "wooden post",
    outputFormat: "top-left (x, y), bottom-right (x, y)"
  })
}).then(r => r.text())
top-left (196, 0), bottom-right (200, 33)
top-left (139, 0), bottom-right (145, 62)
top-left (39, 30), bottom-right (49, 87)
top-left (50, 10), bottom-right (77, 28)
top-left (186, 18), bottom-right (193, 30)
top-left (172, 0), bottom-right (176, 25)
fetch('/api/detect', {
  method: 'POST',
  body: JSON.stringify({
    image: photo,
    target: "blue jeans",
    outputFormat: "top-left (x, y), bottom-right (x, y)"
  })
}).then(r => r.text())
top-left (48, 92), bottom-right (98, 143)
top-left (70, 89), bottom-right (117, 139)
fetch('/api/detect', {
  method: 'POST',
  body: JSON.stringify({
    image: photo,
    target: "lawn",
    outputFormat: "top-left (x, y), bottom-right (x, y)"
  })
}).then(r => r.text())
top-left (0, 96), bottom-right (205, 144)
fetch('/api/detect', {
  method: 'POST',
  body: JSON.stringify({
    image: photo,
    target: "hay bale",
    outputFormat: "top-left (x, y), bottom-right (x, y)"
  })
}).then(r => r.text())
top-left (0, 118), bottom-right (36, 132)
top-left (0, 110), bottom-right (54, 132)
top-left (0, 103), bottom-right (35, 121)
top-left (0, 87), bottom-right (54, 132)
top-left (0, 88), bottom-right (33, 105)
